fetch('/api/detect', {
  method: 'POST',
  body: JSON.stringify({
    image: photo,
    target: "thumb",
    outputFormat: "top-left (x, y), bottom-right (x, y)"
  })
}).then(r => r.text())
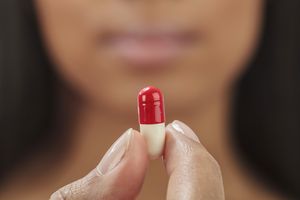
top-left (50, 129), bottom-right (149, 200)
top-left (164, 120), bottom-right (225, 200)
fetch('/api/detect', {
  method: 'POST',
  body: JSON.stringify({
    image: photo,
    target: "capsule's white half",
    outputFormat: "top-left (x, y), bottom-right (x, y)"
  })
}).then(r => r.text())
top-left (140, 123), bottom-right (165, 159)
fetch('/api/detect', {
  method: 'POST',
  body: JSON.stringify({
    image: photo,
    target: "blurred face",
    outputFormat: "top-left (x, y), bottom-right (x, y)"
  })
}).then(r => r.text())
top-left (35, 0), bottom-right (263, 117)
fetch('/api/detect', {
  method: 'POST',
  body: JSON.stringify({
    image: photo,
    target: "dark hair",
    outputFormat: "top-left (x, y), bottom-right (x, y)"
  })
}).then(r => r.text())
top-left (234, 0), bottom-right (300, 198)
top-left (0, 0), bottom-right (299, 198)
top-left (0, 0), bottom-right (55, 181)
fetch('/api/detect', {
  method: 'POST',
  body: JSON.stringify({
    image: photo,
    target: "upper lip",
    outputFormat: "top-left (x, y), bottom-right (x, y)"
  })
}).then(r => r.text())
top-left (100, 24), bottom-right (200, 44)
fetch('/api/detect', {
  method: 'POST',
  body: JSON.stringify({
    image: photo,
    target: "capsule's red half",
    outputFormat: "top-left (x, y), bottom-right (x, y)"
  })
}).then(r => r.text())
top-left (138, 86), bottom-right (165, 124)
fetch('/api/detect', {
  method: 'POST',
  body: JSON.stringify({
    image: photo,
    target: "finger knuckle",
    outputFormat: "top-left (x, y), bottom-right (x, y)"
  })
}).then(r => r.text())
top-left (50, 179), bottom-right (88, 200)
top-left (50, 190), bottom-right (66, 200)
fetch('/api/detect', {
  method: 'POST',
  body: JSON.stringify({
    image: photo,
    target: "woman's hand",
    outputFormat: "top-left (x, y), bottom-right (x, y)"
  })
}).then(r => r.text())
top-left (50, 121), bottom-right (225, 200)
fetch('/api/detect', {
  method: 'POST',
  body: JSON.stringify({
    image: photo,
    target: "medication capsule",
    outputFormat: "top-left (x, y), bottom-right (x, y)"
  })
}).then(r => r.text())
top-left (137, 86), bottom-right (165, 159)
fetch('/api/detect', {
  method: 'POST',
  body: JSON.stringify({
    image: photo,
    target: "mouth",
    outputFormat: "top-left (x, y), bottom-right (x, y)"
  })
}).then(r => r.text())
top-left (99, 25), bottom-right (200, 68)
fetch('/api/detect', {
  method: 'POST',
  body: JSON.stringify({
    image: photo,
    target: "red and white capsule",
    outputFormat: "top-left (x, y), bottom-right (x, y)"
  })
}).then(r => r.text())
top-left (138, 86), bottom-right (165, 159)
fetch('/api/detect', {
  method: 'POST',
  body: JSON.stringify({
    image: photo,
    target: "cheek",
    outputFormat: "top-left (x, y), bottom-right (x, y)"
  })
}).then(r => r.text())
top-left (202, 0), bottom-right (263, 83)
top-left (35, 0), bottom-right (139, 102)
top-left (35, 0), bottom-right (96, 89)
top-left (165, 0), bottom-right (263, 109)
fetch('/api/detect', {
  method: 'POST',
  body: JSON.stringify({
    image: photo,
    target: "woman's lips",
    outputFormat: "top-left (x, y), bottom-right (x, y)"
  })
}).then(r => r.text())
top-left (101, 30), bottom-right (199, 67)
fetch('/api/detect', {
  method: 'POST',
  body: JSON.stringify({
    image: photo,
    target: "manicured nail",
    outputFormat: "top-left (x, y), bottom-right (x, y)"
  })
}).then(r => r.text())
top-left (170, 120), bottom-right (200, 142)
top-left (97, 128), bottom-right (132, 175)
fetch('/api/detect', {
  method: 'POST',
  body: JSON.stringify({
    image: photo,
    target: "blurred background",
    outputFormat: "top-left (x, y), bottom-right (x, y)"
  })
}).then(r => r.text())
top-left (0, 0), bottom-right (300, 199)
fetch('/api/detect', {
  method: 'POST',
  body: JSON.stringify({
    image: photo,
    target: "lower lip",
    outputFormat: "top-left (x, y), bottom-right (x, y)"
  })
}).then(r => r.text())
top-left (105, 35), bottom-right (195, 67)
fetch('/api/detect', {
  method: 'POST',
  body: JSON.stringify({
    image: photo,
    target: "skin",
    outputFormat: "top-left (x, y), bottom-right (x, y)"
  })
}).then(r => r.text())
top-left (50, 122), bottom-right (225, 200)
top-left (0, 0), bottom-right (287, 199)
top-left (34, 0), bottom-right (262, 115)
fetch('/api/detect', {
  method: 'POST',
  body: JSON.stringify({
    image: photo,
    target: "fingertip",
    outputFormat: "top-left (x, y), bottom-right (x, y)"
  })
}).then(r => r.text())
top-left (166, 120), bottom-right (200, 143)
top-left (131, 129), bottom-right (141, 134)
top-left (163, 123), bottom-right (225, 200)
top-left (164, 121), bottom-right (208, 175)
top-left (98, 129), bottom-right (149, 199)
top-left (130, 129), bottom-right (149, 157)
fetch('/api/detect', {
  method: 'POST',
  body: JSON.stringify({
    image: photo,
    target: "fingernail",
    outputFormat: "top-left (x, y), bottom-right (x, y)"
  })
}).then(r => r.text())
top-left (97, 128), bottom-right (132, 175)
top-left (170, 120), bottom-right (200, 142)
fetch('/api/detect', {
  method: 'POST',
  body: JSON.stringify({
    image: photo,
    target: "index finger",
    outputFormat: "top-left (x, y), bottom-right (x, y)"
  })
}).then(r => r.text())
top-left (163, 120), bottom-right (225, 200)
